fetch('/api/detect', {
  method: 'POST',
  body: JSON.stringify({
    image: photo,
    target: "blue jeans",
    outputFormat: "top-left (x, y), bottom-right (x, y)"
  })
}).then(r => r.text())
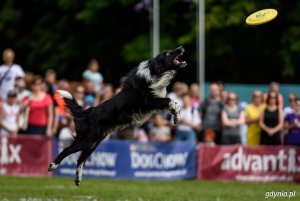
top-left (175, 130), bottom-right (196, 141)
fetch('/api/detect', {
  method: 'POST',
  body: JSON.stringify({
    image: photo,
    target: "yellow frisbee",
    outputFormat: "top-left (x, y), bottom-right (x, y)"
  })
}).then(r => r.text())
top-left (246, 9), bottom-right (278, 25)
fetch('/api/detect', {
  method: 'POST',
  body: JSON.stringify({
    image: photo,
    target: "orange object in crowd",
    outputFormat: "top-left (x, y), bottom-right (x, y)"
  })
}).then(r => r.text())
top-left (54, 91), bottom-right (66, 115)
top-left (204, 129), bottom-right (216, 140)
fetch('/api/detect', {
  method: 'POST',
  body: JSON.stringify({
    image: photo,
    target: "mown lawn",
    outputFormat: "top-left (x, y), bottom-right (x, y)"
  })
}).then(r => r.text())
top-left (0, 176), bottom-right (299, 201)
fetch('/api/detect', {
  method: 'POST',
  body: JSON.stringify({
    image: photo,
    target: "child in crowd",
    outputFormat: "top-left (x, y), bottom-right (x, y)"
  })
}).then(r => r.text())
top-left (203, 129), bottom-right (216, 145)
top-left (149, 113), bottom-right (171, 143)
top-left (82, 59), bottom-right (104, 93)
top-left (0, 90), bottom-right (20, 136)
top-left (58, 116), bottom-right (76, 147)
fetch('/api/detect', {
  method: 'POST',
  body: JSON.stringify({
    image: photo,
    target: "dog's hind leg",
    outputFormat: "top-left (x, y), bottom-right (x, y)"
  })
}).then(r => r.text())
top-left (74, 141), bottom-right (100, 186)
top-left (74, 162), bottom-right (84, 186)
top-left (48, 142), bottom-right (88, 171)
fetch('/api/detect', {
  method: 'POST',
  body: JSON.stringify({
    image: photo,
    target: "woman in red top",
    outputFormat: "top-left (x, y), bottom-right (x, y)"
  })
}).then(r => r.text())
top-left (23, 76), bottom-right (53, 137)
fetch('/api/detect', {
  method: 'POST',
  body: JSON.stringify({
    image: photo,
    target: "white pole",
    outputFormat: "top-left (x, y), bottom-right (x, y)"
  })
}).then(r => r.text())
top-left (197, 0), bottom-right (205, 99)
top-left (152, 0), bottom-right (160, 58)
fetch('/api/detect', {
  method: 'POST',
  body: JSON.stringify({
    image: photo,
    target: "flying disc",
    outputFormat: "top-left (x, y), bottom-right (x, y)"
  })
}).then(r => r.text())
top-left (246, 9), bottom-right (278, 25)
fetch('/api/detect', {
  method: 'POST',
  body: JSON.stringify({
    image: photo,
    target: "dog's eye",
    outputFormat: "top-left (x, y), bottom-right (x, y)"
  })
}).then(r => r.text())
top-left (166, 52), bottom-right (170, 56)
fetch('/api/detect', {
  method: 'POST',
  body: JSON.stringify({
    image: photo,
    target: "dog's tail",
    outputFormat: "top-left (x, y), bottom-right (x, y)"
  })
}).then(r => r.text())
top-left (57, 90), bottom-right (91, 139)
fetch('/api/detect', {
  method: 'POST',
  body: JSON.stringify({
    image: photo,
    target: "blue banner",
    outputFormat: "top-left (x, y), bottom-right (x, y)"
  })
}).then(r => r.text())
top-left (54, 140), bottom-right (196, 180)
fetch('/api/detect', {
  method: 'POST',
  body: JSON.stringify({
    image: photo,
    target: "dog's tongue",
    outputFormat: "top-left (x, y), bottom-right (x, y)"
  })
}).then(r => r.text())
top-left (173, 59), bottom-right (180, 65)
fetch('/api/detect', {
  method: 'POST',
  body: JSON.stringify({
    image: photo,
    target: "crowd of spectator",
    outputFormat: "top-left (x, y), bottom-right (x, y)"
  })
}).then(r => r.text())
top-left (0, 48), bottom-right (300, 147)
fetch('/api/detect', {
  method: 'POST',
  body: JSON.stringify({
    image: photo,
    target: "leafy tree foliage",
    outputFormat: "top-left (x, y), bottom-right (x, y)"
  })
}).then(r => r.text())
top-left (0, 0), bottom-right (299, 84)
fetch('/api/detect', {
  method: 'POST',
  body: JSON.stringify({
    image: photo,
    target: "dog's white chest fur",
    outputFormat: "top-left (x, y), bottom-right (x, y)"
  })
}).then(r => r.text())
top-left (150, 72), bottom-right (175, 97)
top-left (152, 88), bottom-right (167, 98)
top-left (136, 61), bottom-right (175, 98)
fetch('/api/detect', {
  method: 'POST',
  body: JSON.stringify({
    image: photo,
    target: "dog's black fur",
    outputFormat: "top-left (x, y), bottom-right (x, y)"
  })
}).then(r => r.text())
top-left (48, 46), bottom-right (187, 186)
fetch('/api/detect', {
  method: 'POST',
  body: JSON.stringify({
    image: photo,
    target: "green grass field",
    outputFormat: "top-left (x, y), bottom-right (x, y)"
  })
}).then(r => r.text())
top-left (0, 176), bottom-right (299, 201)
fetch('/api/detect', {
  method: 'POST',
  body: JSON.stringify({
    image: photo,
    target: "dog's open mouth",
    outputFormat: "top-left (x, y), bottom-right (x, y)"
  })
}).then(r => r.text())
top-left (172, 46), bottom-right (187, 68)
top-left (173, 56), bottom-right (186, 66)
top-left (173, 52), bottom-right (187, 67)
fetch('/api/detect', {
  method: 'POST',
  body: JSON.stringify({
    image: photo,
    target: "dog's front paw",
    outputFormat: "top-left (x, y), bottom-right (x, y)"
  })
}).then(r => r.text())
top-left (173, 114), bottom-right (180, 124)
top-left (48, 163), bottom-right (59, 172)
top-left (169, 101), bottom-right (180, 124)
top-left (169, 100), bottom-right (180, 114)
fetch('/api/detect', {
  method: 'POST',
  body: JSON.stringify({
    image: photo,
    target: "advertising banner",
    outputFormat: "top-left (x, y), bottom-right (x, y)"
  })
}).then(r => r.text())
top-left (197, 145), bottom-right (300, 182)
top-left (55, 140), bottom-right (196, 180)
top-left (0, 136), bottom-right (52, 176)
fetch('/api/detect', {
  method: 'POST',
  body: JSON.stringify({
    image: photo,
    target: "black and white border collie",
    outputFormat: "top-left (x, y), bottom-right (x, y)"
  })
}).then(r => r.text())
top-left (48, 46), bottom-right (187, 186)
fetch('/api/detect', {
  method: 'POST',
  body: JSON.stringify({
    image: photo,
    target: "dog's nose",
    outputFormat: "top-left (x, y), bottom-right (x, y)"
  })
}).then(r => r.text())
top-left (176, 46), bottom-right (185, 53)
top-left (177, 46), bottom-right (183, 50)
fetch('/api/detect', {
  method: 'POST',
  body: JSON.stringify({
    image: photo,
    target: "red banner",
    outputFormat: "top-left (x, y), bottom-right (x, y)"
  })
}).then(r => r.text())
top-left (197, 145), bottom-right (300, 182)
top-left (0, 136), bottom-right (52, 176)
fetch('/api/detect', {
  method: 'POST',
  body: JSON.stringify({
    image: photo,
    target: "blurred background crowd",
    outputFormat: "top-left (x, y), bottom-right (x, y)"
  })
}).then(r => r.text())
top-left (1, 48), bottom-right (299, 147)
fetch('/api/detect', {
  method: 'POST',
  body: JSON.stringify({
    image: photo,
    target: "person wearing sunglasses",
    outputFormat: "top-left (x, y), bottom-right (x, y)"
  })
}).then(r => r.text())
top-left (259, 91), bottom-right (284, 145)
top-left (283, 93), bottom-right (297, 116)
top-left (21, 76), bottom-right (54, 137)
top-left (221, 92), bottom-right (245, 145)
top-left (245, 90), bottom-right (265, 145)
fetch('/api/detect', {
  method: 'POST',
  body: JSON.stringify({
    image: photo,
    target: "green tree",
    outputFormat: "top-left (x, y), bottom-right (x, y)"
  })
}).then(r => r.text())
top-left (0, 0), bottom-right (300, 84)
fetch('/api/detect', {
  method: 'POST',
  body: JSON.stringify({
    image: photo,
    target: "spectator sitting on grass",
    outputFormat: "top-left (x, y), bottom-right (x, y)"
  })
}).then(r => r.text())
top-left (0, 90), bottom-right (19, 136)
top-left (149, 113), bottom-right (172, 143)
